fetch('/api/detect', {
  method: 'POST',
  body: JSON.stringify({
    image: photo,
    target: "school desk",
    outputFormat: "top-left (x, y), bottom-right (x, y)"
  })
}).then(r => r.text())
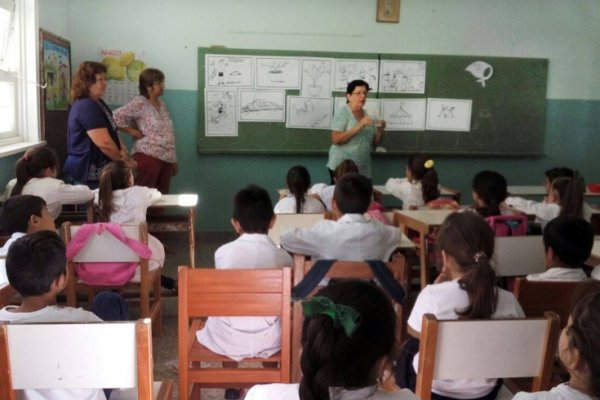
top-left (393, 208), bottom-right (455, 289)
top-left (508, 185), bottom-right (600, 197)
top-left (147, 194), bottom-right (198, 268)
top-left (373, 185), bottom-right (462, 203)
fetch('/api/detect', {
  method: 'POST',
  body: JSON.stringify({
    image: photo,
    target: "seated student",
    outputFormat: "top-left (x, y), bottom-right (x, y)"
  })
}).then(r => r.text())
top-left (471, 170), bottom-right (511, 218)
top-left (0, 231), bottom-right (126, 400)
top-left (274, 165), bottom-right (325, 214)
top-left (246, 280), bottom-right (419, 400)
top-left (10, 147), bottom-right (93, 219)
top-left (397, 212), bottom-right (524, 399)
top-left (196, 185), bottom-right (293, 400)
top-left (513, 280), bottom-right (600, 400)
top-left (0, 195), bottom-right (56, 287)
top-left (527, 216), bottom-right (593, 282)
top-left (385, 153), bottom-right (441, 210)
top-left (280, 173), bottom-right (400, 261)
top-left (310, 159), bottom-right (359, 212)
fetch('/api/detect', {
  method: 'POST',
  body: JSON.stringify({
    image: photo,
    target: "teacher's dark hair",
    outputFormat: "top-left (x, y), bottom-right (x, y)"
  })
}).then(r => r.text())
top-left (345, 79), bottom-right (369, 103)
top-left (71, 61), bottom-right (107, 102)
top-left (139, 68), bottom-right (165, 98)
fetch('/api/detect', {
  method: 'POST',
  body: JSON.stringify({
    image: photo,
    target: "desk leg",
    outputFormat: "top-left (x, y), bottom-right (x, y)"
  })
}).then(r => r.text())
top-left (420, 233), bottom-right (428, 289)
top-left (189, 208), bottom-right (196, 268)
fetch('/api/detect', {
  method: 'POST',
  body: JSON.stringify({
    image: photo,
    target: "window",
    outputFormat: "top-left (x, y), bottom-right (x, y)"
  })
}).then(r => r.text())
top-left (0, 0), bottom-right (40, 156)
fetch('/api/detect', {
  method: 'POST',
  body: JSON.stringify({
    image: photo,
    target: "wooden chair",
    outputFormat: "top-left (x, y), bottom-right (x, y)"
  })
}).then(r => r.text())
top-left (492, 235), bottom-right (546, 277)
top-left (291, 254), bottom-right (409, 383)
top-left (61, 221), bottom-right (162, 335)
top-left (0, 318), bottom-right (173, 400)
top-left (415, 312), bottom-right (560, 400)
top-left (178, 266), bottom-right (292, 400)
top-left (514, 277), bottom-right (583, 329)
top-left (268, 212), bottom-right (328, 246)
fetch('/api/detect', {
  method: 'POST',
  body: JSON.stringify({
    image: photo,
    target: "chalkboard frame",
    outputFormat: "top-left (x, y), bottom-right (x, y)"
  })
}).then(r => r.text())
top-left (198, 47), bottom-right (548, 156)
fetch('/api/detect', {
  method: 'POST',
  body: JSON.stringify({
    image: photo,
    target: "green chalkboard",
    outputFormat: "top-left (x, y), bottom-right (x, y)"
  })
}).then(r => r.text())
top-left (197, 47), bottom-right (547, 156)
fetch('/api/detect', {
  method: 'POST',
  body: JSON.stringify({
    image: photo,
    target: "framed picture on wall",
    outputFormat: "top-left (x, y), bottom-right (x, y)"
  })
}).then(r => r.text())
top-left (376, 0), bottom-right (400, 23)
top-left (39, 30), bottom-right (71, 112)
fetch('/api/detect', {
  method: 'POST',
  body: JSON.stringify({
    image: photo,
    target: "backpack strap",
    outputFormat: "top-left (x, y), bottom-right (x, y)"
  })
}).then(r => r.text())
top-left (292, 259), bottom-right (336, 300)
top-left (366, 260), bottom-right (406, 304)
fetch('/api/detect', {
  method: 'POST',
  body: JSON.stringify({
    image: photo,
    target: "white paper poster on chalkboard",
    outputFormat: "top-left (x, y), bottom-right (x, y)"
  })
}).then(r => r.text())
top-left (382, 99), bottom-right (426, 131)
top-left (255, 57), bottom-right (301, 89)
top-left (238, 89), bottom-right (285, 122)
top-left (379, 60), bottom-right (426, 94)
top-left (301, 58), bottom-right (333, 98)
top-left (286, 96), bottom-right (333, 129)
top-left (333, 59), bottom-right (379, 92)
top-left (426, 98), bottom-right (472, 131)
top-left (206, 55), bottom-right (253, 88)
top-left (205, 89), bottom-right (238, 136)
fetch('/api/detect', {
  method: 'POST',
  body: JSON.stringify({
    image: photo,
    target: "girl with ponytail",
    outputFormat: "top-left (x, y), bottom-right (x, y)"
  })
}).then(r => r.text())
top-left (399, 212), bottom-right (524, 399)
top-left (10, 146), bottom-right (93, 219)
top-left (385, 153), bottom-right (441, 210)
top-left (245, 280), bottom-right (418, 400)
top-left (274, 165), bottom-right (325, 214)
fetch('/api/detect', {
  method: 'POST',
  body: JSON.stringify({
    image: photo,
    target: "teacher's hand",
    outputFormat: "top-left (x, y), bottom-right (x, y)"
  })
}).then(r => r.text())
top-left (377, 119), bottom-right (386, 130)
top-left (359, 116), bottom-right (374, 128)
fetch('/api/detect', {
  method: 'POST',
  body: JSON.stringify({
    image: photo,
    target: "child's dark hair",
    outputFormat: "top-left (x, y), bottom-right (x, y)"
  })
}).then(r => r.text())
top-left (472, 170), bottom-right (508, 217)
top-left (11, 147), bottom-right (60, 196)
top-left (299, 280), bottom-right (396, 400)
top-left (545, 166), bottom-right (574, 182)
top-left (567, 280), bottom-right (600, 397)
top-left (96, 160), bottom-right (131, 222)
top-left (552, 176), bottom-right (584, 219)
top-left (333, 159), bottom-right (359, 182)
top-left (407, 153), bottom-right (440, 203)
top-left (6, 230), bottom-right (66, 297)
top-left (543, 216), bottom-right (594, 268)
top-left (436, 212), bottom-right (498, 319)
top-left (232, 184), bottom-right (274, 234)
top-left (286, 165), bottom-right (311, 214)
top-left (333, 173), bottom-right (372, 214)
top-left (0, 195), bottom-right (47, 234)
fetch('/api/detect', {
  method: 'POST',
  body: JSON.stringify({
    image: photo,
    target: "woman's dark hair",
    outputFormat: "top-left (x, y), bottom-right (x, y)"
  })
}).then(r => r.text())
top-left (299, 280), bottom-right (396, 400)
top-left (345, 79), bottom-right (369, 103)
top-left (436, 212), bottom-right (498, 320)
top-left (333, 159), bottom-right (359, 182)
top-left (11, 147), bottom-right (60, 196)
top-left (71, 61), bottom-right (107, 102)
top-left (567, 281), bottom-right (600, 397)
top-left (472, 170), bottom-right (508, 218)
top-left (139, 68), bottom-right (165, 98)
top-left (286, 165), bottom-right (311, 214)
top-left (552, 176), bottom-right (584, 219)
top-left (407, 153), bottom-right (440, 203)
top-left (96, 160), bottom-right (131, 222)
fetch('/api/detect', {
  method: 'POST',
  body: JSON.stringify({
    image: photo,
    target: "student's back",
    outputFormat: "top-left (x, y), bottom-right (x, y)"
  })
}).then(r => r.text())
top-left (385, 154), bottom-right (440, 210)
top-left (280, 173), bottom-right (400, 261)
top-left (274, 165), bottom-right (325, 214)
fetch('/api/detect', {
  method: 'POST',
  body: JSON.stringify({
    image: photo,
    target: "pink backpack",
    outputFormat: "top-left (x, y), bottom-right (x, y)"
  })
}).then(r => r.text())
top-left (485, 214), bottom-right (528, 236)
top-left (66, 223), bottom-right (152, 286)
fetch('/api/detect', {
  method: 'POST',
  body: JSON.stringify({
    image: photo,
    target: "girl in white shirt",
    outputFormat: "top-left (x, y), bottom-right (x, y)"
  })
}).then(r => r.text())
top-left (399, 212), bottom-right (524, 400)
top-left (274, 165), bottom-right (325, 214)
top-left (95, 160), bottom-right (164, 273)
top-left (513, 281), bottom-right (600, 400)
top-left (385, 154), bottom-right (440, 210)
top-left (246, 280), bottom-right (418, 400)
top-left (10, 146), bottom-right (93, 219)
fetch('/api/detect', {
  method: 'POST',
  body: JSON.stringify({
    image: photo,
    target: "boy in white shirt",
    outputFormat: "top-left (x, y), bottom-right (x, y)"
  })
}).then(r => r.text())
top-left (0, 231), bottom-right (106, 400)
top-left (196, 185), bottom-right (292, 400)
top-left (280, 173), bottom-right (400, 261)
top-left (527, 216), bottom-right (593, 281)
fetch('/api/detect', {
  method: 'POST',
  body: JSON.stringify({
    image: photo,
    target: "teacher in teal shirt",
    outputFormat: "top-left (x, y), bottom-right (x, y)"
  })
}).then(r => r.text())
top-left (327, 79), bottom-right (386, 182)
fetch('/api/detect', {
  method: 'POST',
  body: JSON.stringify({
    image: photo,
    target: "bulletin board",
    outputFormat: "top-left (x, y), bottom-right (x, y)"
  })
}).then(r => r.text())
top-left (197, 47), bottom-right (548, 156)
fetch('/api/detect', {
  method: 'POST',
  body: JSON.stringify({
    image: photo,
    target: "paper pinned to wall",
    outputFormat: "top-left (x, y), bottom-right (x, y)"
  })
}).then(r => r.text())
top-left (286, 96), bottom-right (333, 129)
top-left (99, 48), bottom-right (146, 105)
top-left (206, 55), bottom-right (253, 88)
top-left (426, 98), bottom-right (472, 131)
top-left (205, 89), bottom-right (238, 136)
top-left (382, 98), bottom-right (426, 130)
top-left (379, 60), bottom-right (426, 94)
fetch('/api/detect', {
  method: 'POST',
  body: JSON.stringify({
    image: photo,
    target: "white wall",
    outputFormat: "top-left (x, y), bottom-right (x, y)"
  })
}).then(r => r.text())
top-left (62, 0), bottom-right (600, 99)
top-left (38, 0), bottom-right (70, 40)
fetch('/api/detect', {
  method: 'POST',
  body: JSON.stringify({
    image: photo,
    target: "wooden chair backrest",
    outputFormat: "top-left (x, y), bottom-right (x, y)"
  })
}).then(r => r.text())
top-left (290, 254), bottom-right (408, 383)
top-left (0, 319), bottom-right (160, 400)
top-left (415, 312), bottom-right (560, 400)
top-left (514, 277), bottom-right (583, 329)
top-left (268, 213), bottom-right (327, 246)
top-left (493, 235), bottom-right (546, 277)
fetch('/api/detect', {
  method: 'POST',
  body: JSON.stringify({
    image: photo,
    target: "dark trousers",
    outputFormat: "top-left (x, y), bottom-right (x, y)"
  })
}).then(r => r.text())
top-left (133, 153), bottom-right (175, 194)
top-left (395, 338), bottom-right (503, 400)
